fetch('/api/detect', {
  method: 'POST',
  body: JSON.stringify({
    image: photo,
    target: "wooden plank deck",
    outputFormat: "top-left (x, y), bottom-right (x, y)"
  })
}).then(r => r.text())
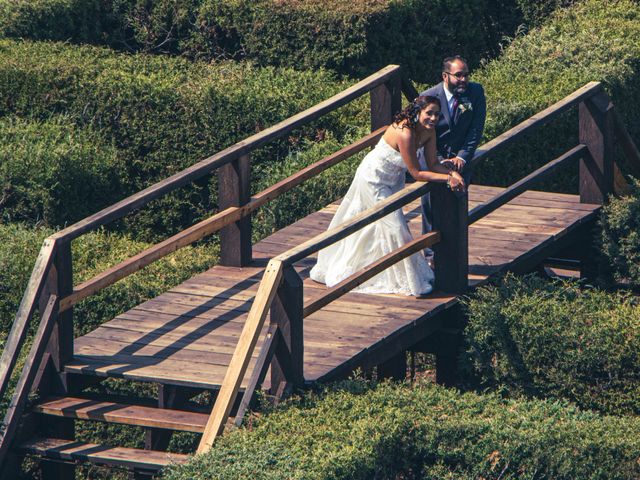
top-left (66, 185), bottom-right (600, 389)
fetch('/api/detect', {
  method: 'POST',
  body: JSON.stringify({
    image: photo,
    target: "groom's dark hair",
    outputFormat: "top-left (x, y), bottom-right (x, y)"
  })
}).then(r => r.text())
top-left (442, 55), bottom-right (468, 72)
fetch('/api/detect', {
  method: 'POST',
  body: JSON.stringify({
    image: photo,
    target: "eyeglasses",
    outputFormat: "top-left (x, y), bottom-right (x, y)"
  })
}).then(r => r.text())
top-left (444, 71), bottom-right (469, 79)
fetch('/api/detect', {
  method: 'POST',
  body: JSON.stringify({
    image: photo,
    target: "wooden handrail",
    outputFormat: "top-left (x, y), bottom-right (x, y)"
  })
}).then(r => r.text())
top-left (468, 144), bottom-right (587, 224)
top-left (303, 231), bottom-right (440, 317)
top-left (0, 239), bottom-right (56, 401)
top-left (50, 66), bottom-right (402, 243)
top-left (470, 81), bottom-right (603, 169)
top-left (197, 260), bottom-right (284, 451)
top-left (59, 127), bottom-right (386, 313)
top-left (0, 294), bottom-right (58, 469)
top-left (275, 181), bottom-right (433, 266)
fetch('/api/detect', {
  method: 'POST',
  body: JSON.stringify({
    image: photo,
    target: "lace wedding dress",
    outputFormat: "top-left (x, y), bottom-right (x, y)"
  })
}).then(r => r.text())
top-left (310, 137), bottom-right (434, 296)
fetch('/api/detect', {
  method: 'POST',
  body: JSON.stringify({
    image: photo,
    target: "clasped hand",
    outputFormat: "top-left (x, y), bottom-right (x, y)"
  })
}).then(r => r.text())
top-left (448, 171), bottom-right (466, 192)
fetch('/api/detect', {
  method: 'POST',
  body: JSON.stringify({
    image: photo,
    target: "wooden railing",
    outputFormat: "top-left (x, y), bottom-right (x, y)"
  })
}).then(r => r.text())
top-left (197, 80), bottom-right (640, 449)
top-left (0, 64), bottom-right (412, 468)
top-left (3, 64), bottom-right (640, 461)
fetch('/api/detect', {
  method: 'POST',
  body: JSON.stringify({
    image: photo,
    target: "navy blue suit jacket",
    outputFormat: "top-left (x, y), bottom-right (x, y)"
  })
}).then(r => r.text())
top-left (420, 81), bottom-right (486, 170)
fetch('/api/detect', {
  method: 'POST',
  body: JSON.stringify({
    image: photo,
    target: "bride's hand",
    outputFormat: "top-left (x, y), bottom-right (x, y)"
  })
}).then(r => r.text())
top-left (448, 171), bottom-right (466, 192)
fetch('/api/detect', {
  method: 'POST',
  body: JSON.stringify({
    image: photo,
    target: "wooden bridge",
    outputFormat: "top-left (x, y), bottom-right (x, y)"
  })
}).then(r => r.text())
top-left (0, 66), bottom-right (638, 479)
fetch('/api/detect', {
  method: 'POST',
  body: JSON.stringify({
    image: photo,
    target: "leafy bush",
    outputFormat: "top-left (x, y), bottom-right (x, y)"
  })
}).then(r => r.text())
top-left (465, 0), bottom-right (640, 190)
top-left (516, 0), bottom-right (576, 28)
top-left (164, 380), bottom-right (640, 479)
top-left (0, 116), bottom-right (126, 227)
top-left (0, 39), bottom-right (357, 238)
top-left (0, 0), bottom-right (119, 44)
top-left (0, 0), bottom-right (528, 82)
top-left (209, 0), bottom-right (491, 83)
top-left (599, 178), bottom-right (640, 286)
top-left (461, 273), bottom-right (640, 416)
top-left (0, 223), bottom-right (218, 335)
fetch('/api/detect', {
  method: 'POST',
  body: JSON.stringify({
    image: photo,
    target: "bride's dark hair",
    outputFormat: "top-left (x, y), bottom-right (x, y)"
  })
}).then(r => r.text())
top-left (393, 95), bottom-right (440, 129)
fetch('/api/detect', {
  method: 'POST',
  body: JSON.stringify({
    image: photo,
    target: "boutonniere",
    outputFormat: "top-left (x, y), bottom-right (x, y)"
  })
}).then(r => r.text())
top-left (458, 99), bottom-right (473, 113)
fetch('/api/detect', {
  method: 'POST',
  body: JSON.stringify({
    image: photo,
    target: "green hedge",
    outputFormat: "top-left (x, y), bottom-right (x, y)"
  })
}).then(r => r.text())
top-left (0, 116), bottom-right (126, 227)
top-left (0, 39), bottom-right (358, 239)
top-left (0, 0), bottom-right (528, 82)
top-left (465, 0), bottom-right (640, 190)
top-left (164, 380), bottom-right (640, 479)
top-left (516, 0), bottom-right (576, 28)
top-left (599, 178), bottom-right (640, 286)
top-left (461, 273), bottom-right (640, 416)
top-left (210, 0), bottom-right (492, 83)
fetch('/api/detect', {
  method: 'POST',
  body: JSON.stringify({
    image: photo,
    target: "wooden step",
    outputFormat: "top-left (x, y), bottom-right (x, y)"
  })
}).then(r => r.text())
top-left (33, 397), bottom-right (209, 433)
top-left (17, 438), bottom-right (190, 471)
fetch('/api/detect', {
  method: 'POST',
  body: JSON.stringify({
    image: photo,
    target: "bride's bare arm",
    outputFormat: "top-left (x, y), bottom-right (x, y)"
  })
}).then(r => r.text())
top-left (397, 129), bottom-right (464, 190)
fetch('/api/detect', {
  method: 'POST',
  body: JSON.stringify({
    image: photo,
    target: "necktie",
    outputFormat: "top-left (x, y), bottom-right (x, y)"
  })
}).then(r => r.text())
top-left (451, 96), bottom-right (459, 120)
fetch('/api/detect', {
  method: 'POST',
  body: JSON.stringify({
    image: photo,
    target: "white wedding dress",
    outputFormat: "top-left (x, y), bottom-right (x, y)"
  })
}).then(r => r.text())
top-left (310, 137), bottom-right (434, 296)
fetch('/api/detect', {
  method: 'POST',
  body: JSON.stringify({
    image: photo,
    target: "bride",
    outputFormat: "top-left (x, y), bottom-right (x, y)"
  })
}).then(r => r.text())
top-left (309, 95), bottom-right (465, 297)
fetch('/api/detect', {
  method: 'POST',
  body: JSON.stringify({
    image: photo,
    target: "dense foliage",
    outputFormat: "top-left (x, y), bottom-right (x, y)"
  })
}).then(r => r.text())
top-left (462, 273), bottom-right (640, 416)
top-left (164, 380), bottom-right (640, 479)
top-left (0, 39), bottom-right (359, 238)
top-left (0, 0), bottom-right (527, 82)
top-left (599, 178), bottom-right (640, 286)
top-left (0, 116), bottom-right (125, 226)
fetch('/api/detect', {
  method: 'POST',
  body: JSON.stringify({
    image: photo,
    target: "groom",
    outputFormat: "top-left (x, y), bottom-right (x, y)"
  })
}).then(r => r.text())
top-left (420, 55), bottom-right (486, 259)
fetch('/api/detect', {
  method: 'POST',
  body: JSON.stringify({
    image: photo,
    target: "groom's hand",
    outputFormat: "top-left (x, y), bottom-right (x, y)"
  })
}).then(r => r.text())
top-left (442, 156), bottom-right (466, 172)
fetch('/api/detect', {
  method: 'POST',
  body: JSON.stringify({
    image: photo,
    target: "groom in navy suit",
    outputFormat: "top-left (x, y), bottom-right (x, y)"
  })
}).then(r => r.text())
top-left (420, 55), bottom-right (486, 259)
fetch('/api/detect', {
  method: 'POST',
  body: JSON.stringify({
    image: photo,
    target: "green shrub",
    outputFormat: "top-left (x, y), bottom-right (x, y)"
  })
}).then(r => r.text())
top-left (0, 0), bottom-right (119, 44)
top-left (516, 0), bottom-right (576, 28)
top-left (599, 178), bottom-right (640, 286)
top-left (209, 0), bottom-right (491, 83)
top-left (164, 380), bottom-right (640, 479)
top-left (0, 39), bottom-right (357, 238)
top-left (0, 116), bottom-right (126, 227)
top-left (462, 0), bottom-right (640, 190)
top-left (0, 223), bottom-right (218, 335)
top-left (461, 273), bottom-right (640, 416)
top-left (0, 0), bottom-right (527, 82)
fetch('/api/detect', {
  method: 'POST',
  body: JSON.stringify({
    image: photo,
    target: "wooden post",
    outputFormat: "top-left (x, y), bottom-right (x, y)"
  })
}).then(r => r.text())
top-left (377, 353), bottom-right (407, 381)
top-left (218, 154), bottom-right (251, 266)
top-left (430, 185), bottom-right (468, 386)
top-left (431, 184), bottom-right (468, 293)
top-left (370, 75), bottom-right (402, 131)
top-left (579, 92), bottom-right (614, 205)
top-left (40, 241), bottom-right (75, 480)
top-left (578, 92), bottom-right (614, 281)
top-left (269, 266), bottom-right (304, 392)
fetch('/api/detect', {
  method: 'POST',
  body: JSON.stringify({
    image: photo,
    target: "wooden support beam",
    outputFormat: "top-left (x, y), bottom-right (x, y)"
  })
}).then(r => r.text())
top-left (579, 91), bottom-right (615, 204)
top-left (370, 75), bottom-right (401, 131)
top-left (270, 266), bottom-right (304, 391)
top-left (219, 154), bottom-right (252, 267)
top-left (431, 185), bottom-right (468, 294)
